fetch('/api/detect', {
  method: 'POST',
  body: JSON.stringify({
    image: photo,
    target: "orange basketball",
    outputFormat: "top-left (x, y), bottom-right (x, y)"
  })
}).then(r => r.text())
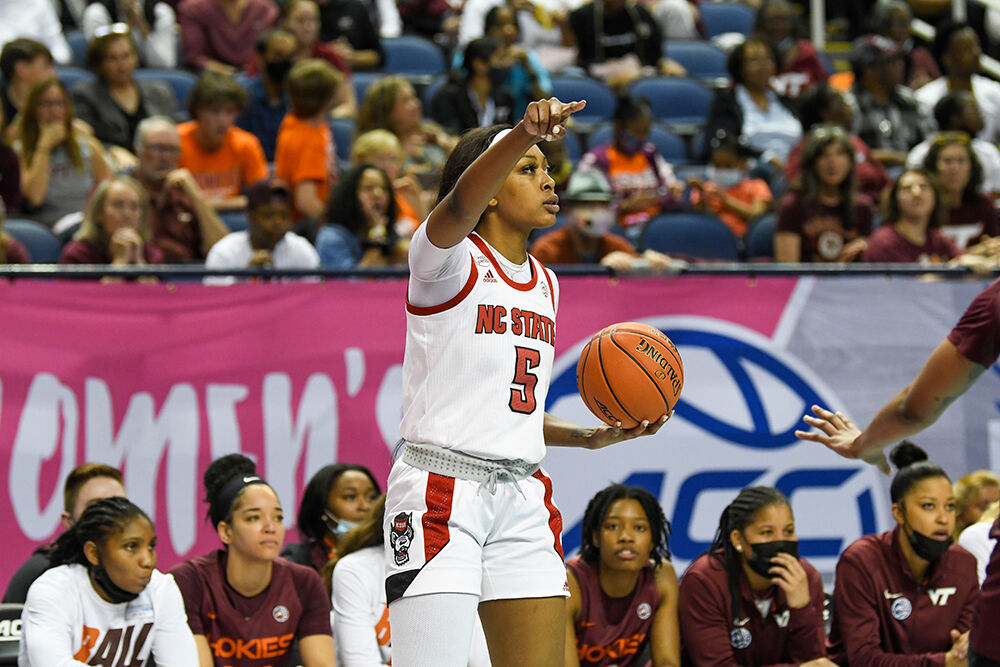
top-left (576, 322), bottom-right (684, 429)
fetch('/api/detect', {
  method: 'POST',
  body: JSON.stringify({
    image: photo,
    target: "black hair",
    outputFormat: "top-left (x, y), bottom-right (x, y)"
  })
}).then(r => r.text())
top-left (202, 453), bottom-right (257, 525)
top-left (579, 484), bottom-right (671, 566)
top-left (436, 124), bottom-right (509, 206)
top-left (461, 36), bottom-right (501, 81)
top-left (91, 0), bottom-right (158, 28)
top-left (0, 38), bottom-right (52, 80)
top-left (296, 463), bottom-right (381, 542)
top-left (612, 95), bottom-right (652, 126)
top-left (797, 82), bottom-right (840, 131)
top-left (49, 497), bottom-right (151, 567)
top-left (867, 0), bottom-right (911, 34)
top-left (932, 20), bottom-right (973, 70)
top-left (726, 36), bottom-right (781, 86)
top-left (889, 441), bottom-right (950, 504)
top-left (707, 486), bottom-right (791, 627)
top-left (324, 163), bottom-right (400, 239)
top-left (752, 0), bottom-right (802, 41)
top-left (933, 91), bottom-right (974, 131)
top-left (484, 4), bottom-right (515, 34)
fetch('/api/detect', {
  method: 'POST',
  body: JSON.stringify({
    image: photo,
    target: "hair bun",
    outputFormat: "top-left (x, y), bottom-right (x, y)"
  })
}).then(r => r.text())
top-left (203, 453), bottom-right (257, 504)
top-left (889, 441), bottom-right (929, 470)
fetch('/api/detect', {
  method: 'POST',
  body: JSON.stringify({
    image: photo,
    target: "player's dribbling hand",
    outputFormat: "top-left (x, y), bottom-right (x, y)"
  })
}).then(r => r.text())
top-left (794, 405), bottom-right (891, 474)
top-left (521, 98), bottom-right (587, 143)
top-left (584, 413), bottom-right (671, 450)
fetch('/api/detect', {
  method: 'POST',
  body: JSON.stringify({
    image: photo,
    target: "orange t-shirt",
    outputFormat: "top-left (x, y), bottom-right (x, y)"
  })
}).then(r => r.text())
top-left (690, 178), bottom-right (772, 237)
top-left (274, 114), bottom-right (337, 220)
top-left (178, 122), bottom-right (269, 201)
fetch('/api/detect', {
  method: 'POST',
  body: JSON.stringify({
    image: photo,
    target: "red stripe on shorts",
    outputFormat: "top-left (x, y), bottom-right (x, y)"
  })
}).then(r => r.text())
top-left (423, 473), bottom-right (455, 562)
top-left (533, 470), bottom-right (564, 559)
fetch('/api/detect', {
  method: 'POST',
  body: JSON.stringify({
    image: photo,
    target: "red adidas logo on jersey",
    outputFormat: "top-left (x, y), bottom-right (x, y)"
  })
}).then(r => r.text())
top-left (483, 270), bottom-right (498, 283)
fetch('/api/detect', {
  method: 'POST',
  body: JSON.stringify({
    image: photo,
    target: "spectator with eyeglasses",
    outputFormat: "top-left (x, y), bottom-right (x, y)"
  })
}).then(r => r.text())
top-left (82, 0), bottom-right (178, 68)
top-left (922, 131), bottom-right (999, 249)
top-left (70, 25), bottom-right (179, 166)
top-left (10, 78), bottom-right (112, 230)
top-left (132, 116), bottom-right (229, 262)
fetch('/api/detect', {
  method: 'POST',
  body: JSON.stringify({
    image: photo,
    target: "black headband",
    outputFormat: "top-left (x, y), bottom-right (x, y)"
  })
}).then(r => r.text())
top-left (210, 474), bottom-right (269, 528)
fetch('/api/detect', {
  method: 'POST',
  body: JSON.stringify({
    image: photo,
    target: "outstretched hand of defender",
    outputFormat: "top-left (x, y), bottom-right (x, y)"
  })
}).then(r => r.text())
top-left (521, 98), bottom-right (587, 143)
top-left (584, 413), bottom-right (671, 450)
top-left (795, 405), bottom-right (891, 474)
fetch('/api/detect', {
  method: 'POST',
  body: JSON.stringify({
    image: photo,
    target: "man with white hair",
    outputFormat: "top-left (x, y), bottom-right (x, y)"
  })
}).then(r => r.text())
top-left (133, 116), bottom-right (229, 262)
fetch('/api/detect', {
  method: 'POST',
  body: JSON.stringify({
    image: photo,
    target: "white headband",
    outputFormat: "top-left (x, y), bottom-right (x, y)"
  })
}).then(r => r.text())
top-left (488, 128), bottom-right (512, 149)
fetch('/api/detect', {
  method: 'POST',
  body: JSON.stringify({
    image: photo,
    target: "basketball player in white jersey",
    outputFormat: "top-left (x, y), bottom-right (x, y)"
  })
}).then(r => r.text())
top-left (384, 98), bottom-right (671, 667)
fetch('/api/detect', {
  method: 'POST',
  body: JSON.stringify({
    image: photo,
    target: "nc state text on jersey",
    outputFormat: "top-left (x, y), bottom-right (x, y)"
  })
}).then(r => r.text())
top-left (475, 305), bottom-right (556, 345)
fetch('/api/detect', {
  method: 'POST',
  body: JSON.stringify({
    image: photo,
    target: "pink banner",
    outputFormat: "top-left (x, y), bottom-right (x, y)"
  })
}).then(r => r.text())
top-left (0, 276), bottom-right (799, 586)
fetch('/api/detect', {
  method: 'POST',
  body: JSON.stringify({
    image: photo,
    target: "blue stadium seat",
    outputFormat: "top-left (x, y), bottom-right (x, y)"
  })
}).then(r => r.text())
top-left (699, 2), bottom-right (756, 38)
top-left (744, 213), bottom-right (776, 260)
top-left (134, 69), bottom-right (198, 109)
top-left (330, 117), bottom-right (355, 162)
top-left (0, 603), bottom-right (22, 665)
top-left (219, 211), bottom-right (249, 233)
top-left (665, 41), bottom-right (728, 81)
top-left (352, 71), bottom-right (383, 104)
top-left (4, 219), bottom-right (62, 263)
top-left (422, 75), bottom-right (447, 110)
top-left (640, 213), bottom-right (739, 260)
top-left (589, 124), bottom-right (689, 163)
top-left (65, 30), bottom-right (88, 67)
top-left (560, 128), bottom-right (582, 163)
top-left (630, 77), bottom-right (712, 133)
top-left (56, 66), bottom-right (95, 90)
top-left (550, 76), bottom-right (616, 125)
top-left (383, 36), bottom-right (446, 76)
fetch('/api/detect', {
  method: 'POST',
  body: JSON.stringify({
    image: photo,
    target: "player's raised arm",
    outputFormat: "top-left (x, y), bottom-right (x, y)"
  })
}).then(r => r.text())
top-left (426, 98), bottom-right (585, 249)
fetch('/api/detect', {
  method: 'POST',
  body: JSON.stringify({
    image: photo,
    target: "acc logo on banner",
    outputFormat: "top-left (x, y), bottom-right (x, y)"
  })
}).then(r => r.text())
top-left (543, 316), bottom-right (888, 579)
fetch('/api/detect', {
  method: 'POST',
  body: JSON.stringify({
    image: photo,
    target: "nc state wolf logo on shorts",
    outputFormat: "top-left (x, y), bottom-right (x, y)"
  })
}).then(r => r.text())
top-left (389, 512), bottom-right (415, 566)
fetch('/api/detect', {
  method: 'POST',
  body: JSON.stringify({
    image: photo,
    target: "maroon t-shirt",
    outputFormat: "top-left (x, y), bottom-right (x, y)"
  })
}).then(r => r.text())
top-left (946, 194), bottom-right (1000, 248)
top-left (973, 519), bottom-right (1000, 661)
top-left (862, 226), bottom-right (962, 263)
top-left (171, 550), bottom-right (332, 667)
top-left (786, 135), bottom-right (890, 204)
top-left (568, 557), bottom-right (661, 667)
top-left (776, 193), bottom-right (875, 262)
top-left (678, 552), bottom-right (826, 666)
top-left (59, 239), bottom-right (165, 265)
top-left (946, 277), bottom-right (1000, 368)
top-left (829, 528), bottom-right (978, 667)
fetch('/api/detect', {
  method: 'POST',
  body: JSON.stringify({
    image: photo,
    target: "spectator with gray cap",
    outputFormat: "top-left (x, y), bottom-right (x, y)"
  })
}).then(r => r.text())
top-left (848, 33), bottom-right (933, 167)
top-left (529, 167), bottom-right (673, 272)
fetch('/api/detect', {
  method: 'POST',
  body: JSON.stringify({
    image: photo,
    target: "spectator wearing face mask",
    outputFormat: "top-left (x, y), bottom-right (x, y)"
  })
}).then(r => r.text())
top-left (236, 28), bottom-right (297, 162)
top-left (689, 130), bottom-right (773, 239)
top-left (529, 167), bottom-right (672, 272)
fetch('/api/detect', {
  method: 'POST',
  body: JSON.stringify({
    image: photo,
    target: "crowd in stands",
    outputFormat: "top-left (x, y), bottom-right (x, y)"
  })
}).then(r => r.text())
top-left (6, 441), bottom-right (997, 665)
top-left (4, 0), bottom-right (1000, 272)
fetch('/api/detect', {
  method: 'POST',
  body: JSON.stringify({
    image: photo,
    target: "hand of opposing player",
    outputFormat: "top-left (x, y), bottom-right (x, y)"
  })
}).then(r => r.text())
top-left (521, 98), bottom-right (587, 143)
top-left (794, 405), bottom-right (890, 473)
top-left (583, 413), bottom-right (670, 450)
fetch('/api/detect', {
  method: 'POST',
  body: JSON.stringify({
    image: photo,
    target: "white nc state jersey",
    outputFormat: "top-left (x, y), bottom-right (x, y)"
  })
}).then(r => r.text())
top-left (401, 233), bottom-right (559, 464)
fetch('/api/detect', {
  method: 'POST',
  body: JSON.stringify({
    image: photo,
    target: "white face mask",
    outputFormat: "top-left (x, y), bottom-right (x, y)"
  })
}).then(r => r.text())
top-left (706, 166), bottom-right (747, 189)
top-left (575, 206), bottom-right (615, 238)
top-left (324, 510), bottom-right (359, 536)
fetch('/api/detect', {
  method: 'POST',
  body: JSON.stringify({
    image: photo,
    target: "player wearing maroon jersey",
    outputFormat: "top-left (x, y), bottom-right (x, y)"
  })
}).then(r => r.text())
top-left (171, 454), bottom-right (336, 667)
top-left (798, 277), bottom-right (1000, 667)
top-left (829, 442), bottom-right (978, 666)
top-left (678, 487), bottom-right (831, 667)
top-left (565, 484), bottom-right (679, 667)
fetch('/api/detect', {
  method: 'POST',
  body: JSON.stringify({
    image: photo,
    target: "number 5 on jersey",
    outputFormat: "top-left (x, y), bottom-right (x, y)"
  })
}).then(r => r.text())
top-left (510, 346), bottom-right (541, 414)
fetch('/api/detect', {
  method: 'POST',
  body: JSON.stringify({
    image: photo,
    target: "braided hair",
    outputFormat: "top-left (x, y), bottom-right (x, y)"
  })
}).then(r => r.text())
top-left (579, 484), bottom-right (671, 566)
top-left (49, 496), bottom-right (150, 567)
top-left (707, 486), bottom-right (791, 627)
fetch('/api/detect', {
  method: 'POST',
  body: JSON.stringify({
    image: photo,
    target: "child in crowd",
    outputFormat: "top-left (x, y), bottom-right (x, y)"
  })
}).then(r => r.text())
top-left (204, 178), bottom-right (320, 285)
top-left (179, 71), bottom-right (269, 210)
top-left (689, 130), bottom-right (773, 239)
top-left (565, 484), bottom-right (679, 667)
top-left (275, 59), bottom-right (342, 223)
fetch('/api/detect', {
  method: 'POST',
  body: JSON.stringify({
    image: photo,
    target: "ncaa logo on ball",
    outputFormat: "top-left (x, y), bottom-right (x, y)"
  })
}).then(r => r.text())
top-left (636, 602), bottom-right (652, 620)
top-left (891, 598), bottom-right (912, 621)
top-left (545, 316), bottom-right (890, 580)
top-left (729, 627), bottom-right (752, 649)
top-left (273, 605), bottom-right (290, 623)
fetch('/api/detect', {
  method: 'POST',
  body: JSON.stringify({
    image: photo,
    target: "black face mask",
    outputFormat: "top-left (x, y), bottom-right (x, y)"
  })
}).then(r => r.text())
top-left (488, 65), bottom-right (512, 87)
top-left (91, 561), bottom-right (140, 604)
top-left (265, 60), bottom-right (293, 84)
top-left (745, 540), bottom-right (800, 577)
top-left (906, 526), bottom-right (953, 562)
